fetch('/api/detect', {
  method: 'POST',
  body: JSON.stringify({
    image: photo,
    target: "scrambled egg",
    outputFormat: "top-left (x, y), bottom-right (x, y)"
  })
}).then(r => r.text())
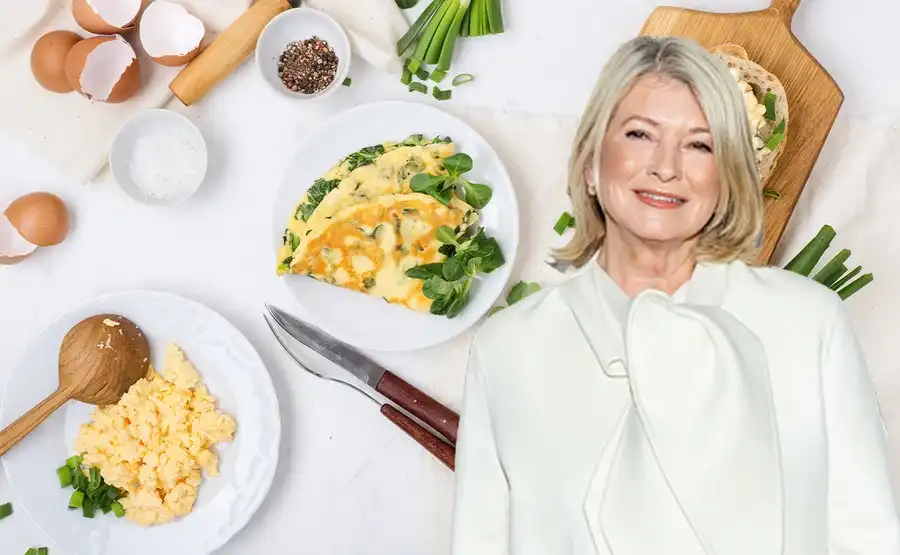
top-left (74, 343), bottom-right (236, 526)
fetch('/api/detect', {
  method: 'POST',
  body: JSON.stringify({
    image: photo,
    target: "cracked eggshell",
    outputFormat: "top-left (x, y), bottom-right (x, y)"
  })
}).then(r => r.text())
top-left (31, 30), bottom-right (83, 93)
top-left (4, 192), bottom-right (70, 247)
top-left (73, 0), bottom-right (143, 34)
top-left (0, 216), bottom-right (38, 265)
top-left (139, 0), bottom-right (206, 67)
top-left (64, 35), bottom-right (141, 103)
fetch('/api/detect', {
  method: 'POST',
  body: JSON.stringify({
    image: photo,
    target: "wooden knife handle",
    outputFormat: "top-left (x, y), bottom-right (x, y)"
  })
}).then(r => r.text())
top-left (376, 370), bottom-right (459, 444)
top-left (381, 404), bottom-right (455, 470)
top-left (169, 0), bottom-right (292, 106)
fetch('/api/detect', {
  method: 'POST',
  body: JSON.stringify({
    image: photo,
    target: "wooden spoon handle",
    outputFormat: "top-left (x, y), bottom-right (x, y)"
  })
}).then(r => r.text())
top-left (770, 0), bottom-right (801, 25)
top-left (381, 404), bottom-right (455, 470)
top-left (0, 388), bottom-right (72, 457)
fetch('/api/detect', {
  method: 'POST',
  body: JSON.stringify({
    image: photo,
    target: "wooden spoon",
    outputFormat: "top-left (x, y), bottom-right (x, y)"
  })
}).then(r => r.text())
top-left (0, 314), bottom-right (150, 457)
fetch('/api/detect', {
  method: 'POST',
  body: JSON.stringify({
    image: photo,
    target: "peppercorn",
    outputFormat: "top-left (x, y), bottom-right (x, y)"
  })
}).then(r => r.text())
top-left (277, 36), bottom-right (339, 94)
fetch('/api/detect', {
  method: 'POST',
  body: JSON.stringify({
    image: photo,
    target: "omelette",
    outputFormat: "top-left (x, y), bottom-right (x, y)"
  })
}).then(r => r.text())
top-left (289, 194), bottom-right (476, 312)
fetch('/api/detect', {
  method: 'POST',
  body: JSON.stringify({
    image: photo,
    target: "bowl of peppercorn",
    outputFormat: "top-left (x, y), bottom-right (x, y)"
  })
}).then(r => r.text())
top-left (256, 7), bottom-right (351, 101)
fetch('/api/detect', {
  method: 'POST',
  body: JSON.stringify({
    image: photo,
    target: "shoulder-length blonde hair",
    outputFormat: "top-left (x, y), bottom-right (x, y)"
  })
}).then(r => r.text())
top-left (555, 36), bottom-right (763, 268)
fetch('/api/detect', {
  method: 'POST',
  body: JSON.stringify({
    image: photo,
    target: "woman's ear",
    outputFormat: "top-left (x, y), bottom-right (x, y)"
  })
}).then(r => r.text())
top-left (583, 162), bottom-right (598, 197)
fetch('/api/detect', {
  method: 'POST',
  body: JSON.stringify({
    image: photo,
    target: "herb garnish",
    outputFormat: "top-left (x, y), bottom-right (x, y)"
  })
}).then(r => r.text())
top-left (296, 178), bottom-right (341, 220)
top-left (344, 145), bottom-right (386, 172)
top-left (487, 281), bottom-right (541, 316)
top-left (410, 153), bottom-right (492, 208)
top-left (406, 225), bottom-right (504, 318)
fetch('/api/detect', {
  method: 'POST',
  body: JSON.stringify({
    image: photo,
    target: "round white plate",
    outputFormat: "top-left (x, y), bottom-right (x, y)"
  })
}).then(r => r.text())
top-left (272, 100), bottom-right (520, 352)
top-left (0, 291), bottom-right (280, 555)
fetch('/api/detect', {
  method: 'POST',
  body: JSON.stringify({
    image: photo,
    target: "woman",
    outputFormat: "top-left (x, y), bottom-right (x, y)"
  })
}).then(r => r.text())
top-left (450, 36), bottom-right (900, 555)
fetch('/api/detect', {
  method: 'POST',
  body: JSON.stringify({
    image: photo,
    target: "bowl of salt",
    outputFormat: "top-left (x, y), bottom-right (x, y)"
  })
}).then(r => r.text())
top-left (110, 109), bottom-right (208, 206)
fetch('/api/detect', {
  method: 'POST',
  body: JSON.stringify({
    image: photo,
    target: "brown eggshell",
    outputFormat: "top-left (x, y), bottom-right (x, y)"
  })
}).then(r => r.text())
top-left (4, 192), bottom-right (70, 247)
top-left (72, 0), bottom-right (140, 34)
top-left (151, 44), bottom-right (202, 67)
top-left (64, 35), bottom-right (142, 103)
top-left (31, 30), bottom-right (83, 93)
top-left (0, 252), bottom-right (35, 266)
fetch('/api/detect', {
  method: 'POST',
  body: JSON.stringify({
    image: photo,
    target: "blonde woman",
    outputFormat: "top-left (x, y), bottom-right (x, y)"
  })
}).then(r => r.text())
top-left (450, 36), bottom-right (900, 555)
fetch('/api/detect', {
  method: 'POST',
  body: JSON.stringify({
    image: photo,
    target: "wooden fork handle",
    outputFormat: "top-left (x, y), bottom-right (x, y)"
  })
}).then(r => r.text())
top-left (0, 387), bottom-right (72, 458)
top-left (376, 370), bottom-right (460, 444)
top-left (381, 404), bottom-right (455, 471)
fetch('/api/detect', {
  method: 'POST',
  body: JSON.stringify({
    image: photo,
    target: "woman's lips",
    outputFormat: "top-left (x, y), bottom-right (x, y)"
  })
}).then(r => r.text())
top-left (634, 189), bottom-right (686, 209)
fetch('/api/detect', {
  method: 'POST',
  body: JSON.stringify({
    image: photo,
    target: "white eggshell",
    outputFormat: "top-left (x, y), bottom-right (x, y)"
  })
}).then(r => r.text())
top-left (80, 36), bottom-right (137, 102)
top-left (86, 0), bottom-right (143, 29)
top-left (140, 1), bottom-right (205, 66)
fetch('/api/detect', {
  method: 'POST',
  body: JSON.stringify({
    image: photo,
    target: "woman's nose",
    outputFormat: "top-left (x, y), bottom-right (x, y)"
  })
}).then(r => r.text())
top-left (647, 142), bottom-right (681, 183)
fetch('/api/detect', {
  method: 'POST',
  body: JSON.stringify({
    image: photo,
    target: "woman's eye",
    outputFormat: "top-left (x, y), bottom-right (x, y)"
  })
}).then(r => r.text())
top-left (689, 141), bottom-right (712, 153)
top-left (625, 130), bottom-right (650, 140)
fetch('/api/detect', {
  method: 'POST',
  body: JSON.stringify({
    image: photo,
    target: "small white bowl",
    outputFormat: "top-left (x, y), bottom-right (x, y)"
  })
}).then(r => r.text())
top-left (109, 109), bottom-right (208, 206)
top-left (255, 8), bottom-right (351, 102)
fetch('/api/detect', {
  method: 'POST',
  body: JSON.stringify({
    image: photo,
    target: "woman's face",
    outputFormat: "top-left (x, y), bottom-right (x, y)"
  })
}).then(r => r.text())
top-left (593, 73), bottom-right (721, 246)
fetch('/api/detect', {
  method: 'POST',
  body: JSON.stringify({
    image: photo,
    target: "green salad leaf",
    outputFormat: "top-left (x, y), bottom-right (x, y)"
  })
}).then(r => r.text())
top-left (296, 178), bottom-right (341, 221)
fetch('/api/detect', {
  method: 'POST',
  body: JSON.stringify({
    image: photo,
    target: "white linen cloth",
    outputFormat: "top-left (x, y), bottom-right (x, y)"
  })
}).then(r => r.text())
top-left (0, 0), bottom-right (405, 184)
top-left (451, 259), bottom-right (900, 555)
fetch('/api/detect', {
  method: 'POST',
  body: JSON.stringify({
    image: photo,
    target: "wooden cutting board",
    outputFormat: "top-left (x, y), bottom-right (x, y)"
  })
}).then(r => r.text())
top-left (640, 0), bottom-right (842, 264)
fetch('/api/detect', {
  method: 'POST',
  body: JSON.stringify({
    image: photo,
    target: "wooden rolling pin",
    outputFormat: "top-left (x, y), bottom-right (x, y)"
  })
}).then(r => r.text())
top-left (169, 0), bottom-right (297, 106)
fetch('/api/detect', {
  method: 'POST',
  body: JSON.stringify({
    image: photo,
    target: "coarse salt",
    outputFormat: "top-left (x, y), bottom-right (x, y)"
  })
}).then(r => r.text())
top-left (127, 129), bottom-right (204, 200)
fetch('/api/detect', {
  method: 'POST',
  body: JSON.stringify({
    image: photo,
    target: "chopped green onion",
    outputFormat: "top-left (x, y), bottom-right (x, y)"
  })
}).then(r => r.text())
top-left (433, 86), bottom-right (452, 100)
top-left (430, 68), bottom-right (447, 82)
top-left (0, 502), bottom-right (12, 520)
top-left (837, 273), bottom-right (874, 300)
top-left (68, 491), bottom-right (84, 510)
top-left (415, 67), bottom-right (430, 81)
top-left (82, 497), bottom-right (95, 519)
top-left (831, 265), bottom-right (861, 291)
top-left (409, 82), bottom-right (428, 94)
top-left (25, 550), bottom-right (37, 555)
top-left (783, 225), bottom-right (835, 277)
top-left (762, 187), bottom-right (781, 199)
top-left (766, 132), bottom-right (784, 151)
top-left (341, 77), bottom-right (352, 87)
top-left (57, 465), bottom-right (73, 488)
top-left (401, 68), bottom-right (412, 85)
top-left (111, 501), bottom-right (125, 518)
top-left (452, 73), bottom-right (474, 86)
top-left (65, 455), bottom-right (82, 469)
top-left (395, 0), bottom-right (419, 8)
top-left (425, 0), bottom-right (461, 65)
top-left (554, 211), bottom-right (575, 235)
top-left (38, 549), bottom-right (48, 555)
top-left (101, 505), bottom-right (112, 515)
top-left (812, 249), bottom-right (851, 285)
top-left (763, 91), bottom-right (777, 121)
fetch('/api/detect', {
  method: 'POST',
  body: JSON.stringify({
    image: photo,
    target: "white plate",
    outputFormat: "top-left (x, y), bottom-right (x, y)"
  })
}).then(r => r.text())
top-left (0, 291), bottom-right (280, 555)
top-left (272, 100), bottom-right (520, 352)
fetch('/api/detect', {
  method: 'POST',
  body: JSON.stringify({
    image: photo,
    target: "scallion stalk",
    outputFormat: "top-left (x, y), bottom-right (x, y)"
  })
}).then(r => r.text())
top-left (487, 0), bottom-right (503, 33)
top-left (812, 249), bottom-right (851, 286)
top-left (415, 67), bottom-right (430, 81)
top-left (837, 273), bottom-right (874, 300)
top-left (831, 265), bottom-right (861, 291)
top-left (425, 0), bottom-right (461, 65)
top-left (68, 491), bottom-right (84, 510)
top-left (437, 0), bottom-right (470, 71)
top-left (401, 67), bottom-right (413, 85)
top-left (411, 0), bottom-right (453, 68)
top-left (57, 465), bottom-right (73, 488)
top-left (397, 0), bottom-right (444, 56)
top-left (111, 501), bottom-right (125, 518)
top-left (783, 225), bottom-right (836, 276)
top-left (0, 502), bottom-right (12, 520)
top-left (460, 4), bottom-right (471, 37)
top-left (431, 68), bottom-right (448, 82)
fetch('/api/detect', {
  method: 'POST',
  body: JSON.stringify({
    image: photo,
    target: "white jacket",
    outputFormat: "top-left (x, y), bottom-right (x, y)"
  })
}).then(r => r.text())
top-left (450, 260), bottom-right (900, 555)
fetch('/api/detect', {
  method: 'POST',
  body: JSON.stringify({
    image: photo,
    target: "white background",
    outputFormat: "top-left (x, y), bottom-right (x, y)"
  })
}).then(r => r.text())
top-left (2, 0), bottom-right (900, 553)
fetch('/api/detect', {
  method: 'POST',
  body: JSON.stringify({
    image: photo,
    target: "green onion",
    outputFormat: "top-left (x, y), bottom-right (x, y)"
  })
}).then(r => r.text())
top-left (452, 73), bottom-right (474, 86)
top-left (410, 0), bottom-right (453, 68)
top-left (554, 211), bottom-right (575, 235)
top-left (111, 501), bottom-right (125, 518)
top-left (812, 249), bottom-right (851, 286)
top-left (401, 67), bottom-right (413, 85)
top-left (837, 273), bottom-right (874, 300)
top-left (68, 491), bottom-right (84, 510)
top-left (430, 68), bottom-right (447, 82)
top-left (101, 505), bottom-right (112, 515)
top-left (486, 0), bottom-right (503, 33)
top-left (57, 465), bottom-right (73, 488)
top-left (460, 4), bottom-right (471, 37)
top-left (763, 91), bottom-right (777, 121)
top-left (425, 0), bottom-right (461, 65)
top-left (397, 0), bottom-right (443, 56)
top-left (766, 119), bottom-right (786, 150)
top-left (0, 502), bottom-right (12, 520)
top-left (395, 0), bottom-right (419, 8)
top-left (25, 550), bottom-right (37, 555)
top-left (783, 225), bottom-right (835, 276)
top-left (437, 0), bottom-right (470, 72)
top-left (432, 86), bottom-right (452, 100)
top-left (415, 67), bottom-right (430, 81)
top-left (409, 82), bottom-right (428, 94)
top-left (38, 549), bottom-right (49, 555)
top-left (65, 455), bottom-right (82, 469)
top-left (341, 77), bottom-right (352, 87)
top-left (831, 265), bottom-right (861, 291)
top-left (82, 497), bottom-right (95, 519)
top-left (762, 187), bottom-right (781, 199)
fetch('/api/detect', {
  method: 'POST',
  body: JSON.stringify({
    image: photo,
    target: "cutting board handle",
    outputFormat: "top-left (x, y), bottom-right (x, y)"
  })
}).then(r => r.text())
top-left (769, 0), bottom-right (801, 25)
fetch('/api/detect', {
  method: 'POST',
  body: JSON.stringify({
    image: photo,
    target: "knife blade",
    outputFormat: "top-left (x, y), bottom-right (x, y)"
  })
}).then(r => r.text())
top-left (265, 303), bottom-right (460, 444)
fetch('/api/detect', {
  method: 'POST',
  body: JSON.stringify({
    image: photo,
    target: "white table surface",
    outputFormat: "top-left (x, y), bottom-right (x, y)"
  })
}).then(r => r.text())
top-left (2, 0), bottom-right (900, 553)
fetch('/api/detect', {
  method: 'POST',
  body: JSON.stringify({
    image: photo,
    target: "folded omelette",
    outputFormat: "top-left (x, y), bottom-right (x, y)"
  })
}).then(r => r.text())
top-left (277, 135), bottom-right (478, 313)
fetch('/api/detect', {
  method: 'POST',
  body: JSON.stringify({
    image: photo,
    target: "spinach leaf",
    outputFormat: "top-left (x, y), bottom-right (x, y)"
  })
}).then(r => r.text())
top-left (296, 178), bottom-right (341, 220)
top-left (442, 153), bottom-right (473, 175)
top-left (401, 133), bottom-right (427, 146)
top-left (434, 135), bottom-right (453, 144)
top-left (442, 258), bottom-right (465, 281)
top-left (344, 144), bottom-right (385, 172)
top-left (446, 282), bottom-right (471, 319)
top-left (462, 181), bottom-right (493, 209)
top-left (422, 276), bottom-right (454, 299)
top-left (406, 263), bottom-right (445, 279)
top-left (436, 225), bottom-right (459, 245)
top-left (507, 282), bottom-right (541, 305)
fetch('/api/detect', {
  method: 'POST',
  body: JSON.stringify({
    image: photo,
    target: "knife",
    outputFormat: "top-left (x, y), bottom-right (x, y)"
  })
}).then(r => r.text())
top-left (263, 307), bottom-right (457, 469)
top-left (265, 303), bottom-right (460, 444)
